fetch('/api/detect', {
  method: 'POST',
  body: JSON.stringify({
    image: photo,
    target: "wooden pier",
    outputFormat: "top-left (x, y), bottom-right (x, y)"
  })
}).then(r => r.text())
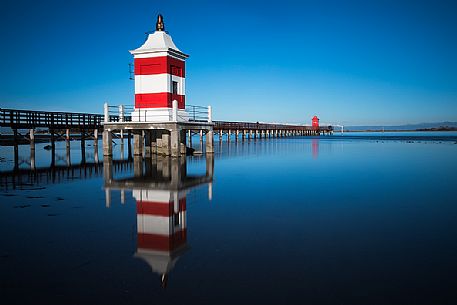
top-left (213, 121), bottom-right (332, 141)
top-left (1, 107), bottom-right (334, 160)
top-left (0, 108), bottom-right (109, 161)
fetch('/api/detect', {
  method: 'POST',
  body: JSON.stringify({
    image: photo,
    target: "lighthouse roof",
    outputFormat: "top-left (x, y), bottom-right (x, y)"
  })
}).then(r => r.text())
top-left (130, 31), bottom-right (184, 54)
top-left (130, 15), bottom-right (188, 59)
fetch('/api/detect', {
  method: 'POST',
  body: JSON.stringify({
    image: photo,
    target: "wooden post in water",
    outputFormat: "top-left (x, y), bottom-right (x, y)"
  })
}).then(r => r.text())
top-left (66, 129), bottom-right (70, 149)
top-left (66, 141), bottom-right (71, 166)
top-left (206, 129), bottom-right (214, 154)
top-left (103, 156), bottom-right (113, 208)
top-left (180, 129), bottom-right (187, 155)
top-left (133, 132), bottom-right (144, 156)
top-left (80, 129), bottom-right (86, 164)
top-left (127, 130), bottom-right (132, 159)
top-left (206, 152), bottom-right (214, 178)
top-left (151, 130), bottom-right (158, 154)
top-left (30, 143), bottom-right (36, 171)
top-left (13, 129), bottom-right (19, 171)
top-left (29, 129), bottom-right (35, 151)
top-left (144, 131), bottom-right (152, 158)
top-left (134, 155), bottom-right (143, 177)
top-left (50, 129), bottom-right (55, 151)
top-left (80, 129), bottom-right (85, 150)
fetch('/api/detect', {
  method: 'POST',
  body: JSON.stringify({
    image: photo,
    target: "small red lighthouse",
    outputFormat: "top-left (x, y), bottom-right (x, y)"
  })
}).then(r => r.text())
top-left (312, 116), bottom-right (319, 129)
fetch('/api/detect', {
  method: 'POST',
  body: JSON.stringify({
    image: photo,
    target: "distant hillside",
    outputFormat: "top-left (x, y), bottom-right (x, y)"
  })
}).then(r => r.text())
top-left (347, 122), bottom-right (457, 131)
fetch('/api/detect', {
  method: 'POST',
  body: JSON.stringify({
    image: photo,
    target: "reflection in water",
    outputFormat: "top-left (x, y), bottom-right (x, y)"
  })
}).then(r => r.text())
top-left (103, 155), bottom-right (214, 287)
top-left (312, 138), bottom-right (319, 159)
top-left (1, 136), bottom-right (457, 303)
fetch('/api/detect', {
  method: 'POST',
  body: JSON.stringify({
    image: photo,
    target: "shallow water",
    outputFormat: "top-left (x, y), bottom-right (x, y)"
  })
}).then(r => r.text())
top-left (1, 134), bottom-right (457, 305)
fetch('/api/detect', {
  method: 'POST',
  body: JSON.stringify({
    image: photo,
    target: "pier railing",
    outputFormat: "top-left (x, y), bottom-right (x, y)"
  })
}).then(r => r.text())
top-left (0, 108), bottom-right (105, 129)
top-left (1, 107), bottom-right (332, 133)
top-left (104, 102), bottom-right (212, 123)
top-left (106, 105), bottom-right (133, 122)
top-left (186, 105), bottom-right (211, 122)
top-left (213, 121), bottom-right (332, 131)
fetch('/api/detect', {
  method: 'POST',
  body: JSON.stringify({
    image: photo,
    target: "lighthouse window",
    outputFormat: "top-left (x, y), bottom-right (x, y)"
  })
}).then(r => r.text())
top-left (171, 66), bottom-right (182, 77)
top-left (174, 213), bottom-right (180, 226)
top-left (172, 81), bottom-right (178, 95)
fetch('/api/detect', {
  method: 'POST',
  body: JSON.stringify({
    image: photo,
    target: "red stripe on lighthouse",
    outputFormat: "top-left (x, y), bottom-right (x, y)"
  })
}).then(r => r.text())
top-left (135, 56), bottom-right (185, 77)
top-left (137, 230), bottom-right (187, 252)
top-left (137, 200), bottom-right (187, 217)
top-left (135, 93), bottom-right (185, 109)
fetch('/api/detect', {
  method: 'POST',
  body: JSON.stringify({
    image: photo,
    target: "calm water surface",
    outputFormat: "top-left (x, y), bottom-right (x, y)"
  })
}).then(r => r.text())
top-left (1, 133), bottom-right (457, 304)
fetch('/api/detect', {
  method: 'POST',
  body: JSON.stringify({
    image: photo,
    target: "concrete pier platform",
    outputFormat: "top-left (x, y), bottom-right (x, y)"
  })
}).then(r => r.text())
top-left (102, 121), bottom-right (214, 157)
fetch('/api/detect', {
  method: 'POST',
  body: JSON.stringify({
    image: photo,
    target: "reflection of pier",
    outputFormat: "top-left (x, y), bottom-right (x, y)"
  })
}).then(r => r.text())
top-left (0, 158), bottom-right (132, 190)
top-left (103, 155), bottom-right (213, 287)
top-left (0, 133), bottom-right (135, 190)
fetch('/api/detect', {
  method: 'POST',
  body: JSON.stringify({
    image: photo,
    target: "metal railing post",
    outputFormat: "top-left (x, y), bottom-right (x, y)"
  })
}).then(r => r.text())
top-left (119, 105), bottom-right (125, 122)
top-left (104, 102), bottom-right (109, 123)
top-left (172, 100), bottom-right (178, 122)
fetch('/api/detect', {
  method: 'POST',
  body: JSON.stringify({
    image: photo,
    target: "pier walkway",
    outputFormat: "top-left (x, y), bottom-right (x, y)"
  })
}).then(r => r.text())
top-left (0, 107), bottom-right (333, 135)
top-left (1, 107), bottom-right (333, 159)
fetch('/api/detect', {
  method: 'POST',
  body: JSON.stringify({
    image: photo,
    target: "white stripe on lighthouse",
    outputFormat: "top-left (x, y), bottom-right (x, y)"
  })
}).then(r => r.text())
top-left (137, 213), bottom-right (187, 235)
top-left (134, 74), bottom-right (185, 95)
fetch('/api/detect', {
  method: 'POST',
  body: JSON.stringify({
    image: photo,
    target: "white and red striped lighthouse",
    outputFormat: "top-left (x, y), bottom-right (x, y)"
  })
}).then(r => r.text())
top-left (130, 15), bottom-right (189, 122)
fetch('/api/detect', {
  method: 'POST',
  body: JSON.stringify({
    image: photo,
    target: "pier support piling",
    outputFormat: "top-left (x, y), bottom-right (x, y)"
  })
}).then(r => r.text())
top-left (206, 130), bottom-right (214, 154)
top-left (144, 131), bottom-right (152, 158)
top-left (127, 130), bottom-right (132, 159)
top-left (151, 130), bottom-right (158, 154)
top-left (158, 133), bottom-right (171, 156)
top-left (133, 133), bottom-right (144, 156)
top-left (66, 129), bottom-right (70, 149)
top-left (171, 129), bottom-right (181, 157)
top-left (29, 129), bottom-right (35, 151)
top-left (180, 129), bottom-right (187, 155)
top-left (103, 130), bottom-right (112, 156)
top-left (94, 129), bottom-right (98, 146)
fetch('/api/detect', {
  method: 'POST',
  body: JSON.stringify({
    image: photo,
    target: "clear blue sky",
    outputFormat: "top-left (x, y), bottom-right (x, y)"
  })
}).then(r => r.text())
top-left (1, 0), bottom-right (457, 125)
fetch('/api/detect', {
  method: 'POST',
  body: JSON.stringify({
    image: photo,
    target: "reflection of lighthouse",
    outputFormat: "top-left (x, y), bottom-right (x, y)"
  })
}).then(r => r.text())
top-left (134, 187), bottom-right (188, 287)
top-left (103, 155), bottom-right (214, 287)
top-left (312, 138), bottom-right (319, 159)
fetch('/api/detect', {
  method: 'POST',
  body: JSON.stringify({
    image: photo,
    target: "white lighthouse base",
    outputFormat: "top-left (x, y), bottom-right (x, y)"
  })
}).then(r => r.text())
top-left (131, 108), bottom-right (189, 123)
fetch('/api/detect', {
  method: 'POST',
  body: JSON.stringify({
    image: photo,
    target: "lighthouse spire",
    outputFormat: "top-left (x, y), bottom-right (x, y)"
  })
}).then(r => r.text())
top-left (156, 14), bottom-right (165, 32)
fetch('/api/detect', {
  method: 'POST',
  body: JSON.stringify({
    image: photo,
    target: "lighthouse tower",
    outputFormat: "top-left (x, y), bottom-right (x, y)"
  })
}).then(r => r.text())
top-left (130, 15), bottom-right (189, 122)
top-left (312, 116), bottom-right (319, 129)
